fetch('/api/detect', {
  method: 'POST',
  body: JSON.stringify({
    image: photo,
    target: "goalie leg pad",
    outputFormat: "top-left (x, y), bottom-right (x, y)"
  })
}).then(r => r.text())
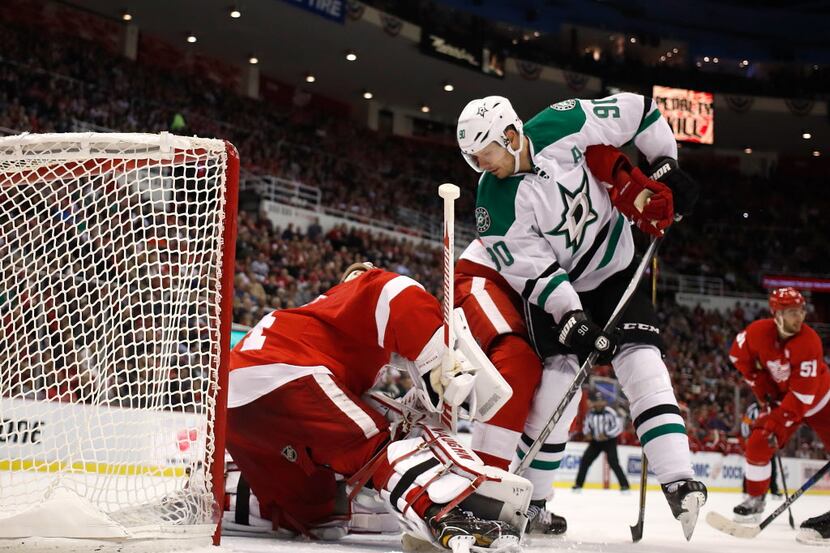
top-left (369, 423), bottom-right (531, 545)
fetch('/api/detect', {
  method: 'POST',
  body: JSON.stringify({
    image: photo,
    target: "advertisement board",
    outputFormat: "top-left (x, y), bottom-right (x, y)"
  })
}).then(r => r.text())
top-left (653, 85), bottom-right (714, 144)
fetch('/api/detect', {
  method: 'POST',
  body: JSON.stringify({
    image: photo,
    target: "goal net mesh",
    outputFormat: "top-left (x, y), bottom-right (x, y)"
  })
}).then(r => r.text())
top-left (0, 133), bottom-right (234, 541)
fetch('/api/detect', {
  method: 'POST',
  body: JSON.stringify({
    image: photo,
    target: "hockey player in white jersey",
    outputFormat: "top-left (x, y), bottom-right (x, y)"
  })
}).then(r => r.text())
top-left (455, 93), bottom-right (706, 540)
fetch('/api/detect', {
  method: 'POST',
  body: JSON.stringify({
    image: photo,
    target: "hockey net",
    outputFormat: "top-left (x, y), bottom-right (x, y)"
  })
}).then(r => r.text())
top-left (0, 132), bottom-right (239, 550)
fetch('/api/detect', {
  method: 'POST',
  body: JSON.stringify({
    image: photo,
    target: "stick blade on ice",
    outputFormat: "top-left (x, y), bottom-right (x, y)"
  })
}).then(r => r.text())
top-left (705, 511), bottom-right (762, 539)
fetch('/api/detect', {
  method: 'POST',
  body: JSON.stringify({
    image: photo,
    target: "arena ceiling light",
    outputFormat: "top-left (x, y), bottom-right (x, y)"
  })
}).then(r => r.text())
top-left (122, 11), bottom-right (132, 21)
top-left (305, 73), bottom-right (316, 83)
top-left (813, 150), bottom-right (821, 157)
top-left (362, 90), bottom-right (373, 100)
top-left (186, 33), bottom-right (197, 44)
top-left (420, 104), bottom-right (430, 113)
top-left (803, 132), bottom-right (812, 139)
top-left (345, 50), bottom-right (357, 61)
top-left (443, 82), bottom-right (454, 92)
top-left (248, 56), bottom-right (258, 65)
top-left (229, 7), bottom-right (241, 18)
top-left (743, 147), bottom-right (752, 154)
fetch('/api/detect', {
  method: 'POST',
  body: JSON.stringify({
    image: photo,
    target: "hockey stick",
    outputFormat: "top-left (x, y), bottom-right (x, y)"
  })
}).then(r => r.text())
top-left (629, 253), bottom-right (659, 542)
top-left (774, 452), bottom-right (796, 528)
top-left (706, 458), bottom-right (830, 538)
top-left (762, 395), bottom-right (795, 529)
top-left (438, 183), bottom-right (461, 432)
top-left (517, 236), bottom-right (662, 475)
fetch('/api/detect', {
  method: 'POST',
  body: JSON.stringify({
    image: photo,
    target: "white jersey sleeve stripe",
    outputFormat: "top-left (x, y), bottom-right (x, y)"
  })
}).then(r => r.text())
top-left (471, 276), bottom-right (512, 334)
top-left (228, 363), bottom-right (331, 408)
top-left (793, 391), bottom-right (816, 404)
top-left (375, 275), bottom-right (424, 348)
top-left (313, 373), bottom-right (380, 439)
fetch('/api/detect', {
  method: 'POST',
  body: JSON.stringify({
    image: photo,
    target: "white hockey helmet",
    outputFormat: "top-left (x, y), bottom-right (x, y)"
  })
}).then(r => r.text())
top-left (456, 96), bottom-right (525, 174)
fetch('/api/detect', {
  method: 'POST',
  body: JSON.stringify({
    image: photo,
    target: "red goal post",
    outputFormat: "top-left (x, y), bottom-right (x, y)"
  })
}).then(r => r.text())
top-left (0, 132), bottom-right (238, 550)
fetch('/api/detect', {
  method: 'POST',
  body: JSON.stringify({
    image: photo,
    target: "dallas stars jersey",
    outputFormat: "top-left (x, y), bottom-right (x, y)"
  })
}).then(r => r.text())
top-left (474, 93), bottom-right (677, 322)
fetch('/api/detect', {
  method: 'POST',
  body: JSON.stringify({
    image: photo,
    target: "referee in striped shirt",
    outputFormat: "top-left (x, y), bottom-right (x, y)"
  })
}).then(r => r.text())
top-left (573, 392), bottom-right (630, 491)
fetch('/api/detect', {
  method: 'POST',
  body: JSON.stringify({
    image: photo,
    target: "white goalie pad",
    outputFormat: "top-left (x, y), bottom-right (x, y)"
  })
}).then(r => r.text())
top-left (379, 423), bottom-right (531, 542)
top-left (453, 308), bottom-right (513, 422)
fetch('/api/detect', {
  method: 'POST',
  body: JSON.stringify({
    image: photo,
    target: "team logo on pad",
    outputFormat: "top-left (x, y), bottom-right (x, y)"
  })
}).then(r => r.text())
top-left (475, 207), bottom-right (491, 233)
top-left (281, 445), bottom-right (298, 463)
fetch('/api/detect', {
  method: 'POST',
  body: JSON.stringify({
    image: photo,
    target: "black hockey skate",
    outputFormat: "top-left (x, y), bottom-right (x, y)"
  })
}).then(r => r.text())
top-left (426, 504), bottom-right (520, 550)
top-left (798, 510), bottom-right (830, 545)
top-left (526, 499), bottom-right (567, 535)
top-left (732, 495), bottom-right (765, 523)
top-left (662, 479), bottom-right (708, 541)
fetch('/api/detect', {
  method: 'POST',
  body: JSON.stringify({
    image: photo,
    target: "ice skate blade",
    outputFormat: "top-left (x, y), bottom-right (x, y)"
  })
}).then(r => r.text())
top-left (678, 491), bottom-right (706, 541)
top-left (796, 528), bottom-right (830, 546)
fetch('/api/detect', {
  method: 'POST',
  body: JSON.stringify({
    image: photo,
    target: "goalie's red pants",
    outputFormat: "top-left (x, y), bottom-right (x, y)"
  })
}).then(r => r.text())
top-left (744, 394), bottom-right (830, 496)
top-left (455, 262), bottom-right (543, 470)
top-left (226, 373), bottom-right (390, 533)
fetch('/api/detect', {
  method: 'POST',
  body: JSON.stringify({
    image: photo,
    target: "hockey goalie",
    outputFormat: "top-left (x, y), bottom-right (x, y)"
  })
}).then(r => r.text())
top-left (222, 262), bottom-right (531, 552)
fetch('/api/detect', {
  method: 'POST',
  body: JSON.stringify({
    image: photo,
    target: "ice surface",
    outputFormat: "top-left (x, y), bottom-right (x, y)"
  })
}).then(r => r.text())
top-left (219, 488), bottom-right (828, 553)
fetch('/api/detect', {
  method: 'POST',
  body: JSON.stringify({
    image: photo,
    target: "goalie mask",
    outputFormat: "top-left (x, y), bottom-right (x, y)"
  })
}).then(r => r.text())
top-left (340, 261), bottom-right (375, 283)
top-left (457, 96), bottom-right (525, 175)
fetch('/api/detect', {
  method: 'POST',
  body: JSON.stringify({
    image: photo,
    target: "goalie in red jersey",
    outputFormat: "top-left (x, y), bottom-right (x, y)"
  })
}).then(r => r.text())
top-left (729, 287), bottom-right (830, 523)
top-left (222, 262), bottom-right (531, 552)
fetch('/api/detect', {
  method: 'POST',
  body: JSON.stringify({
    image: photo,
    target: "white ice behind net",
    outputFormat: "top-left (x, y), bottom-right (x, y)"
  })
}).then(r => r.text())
top-left (0, 133), bottom-right (229, 538)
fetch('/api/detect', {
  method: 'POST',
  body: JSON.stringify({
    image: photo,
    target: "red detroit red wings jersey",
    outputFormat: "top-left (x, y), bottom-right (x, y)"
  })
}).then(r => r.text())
top-left (730, 319), bottom-right (830, 420)
top-left (229, 269), bottom-right (441, 406)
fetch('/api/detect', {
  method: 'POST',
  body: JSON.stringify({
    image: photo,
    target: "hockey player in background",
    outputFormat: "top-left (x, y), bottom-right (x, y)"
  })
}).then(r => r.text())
top-left (729, 287), bottom-right (830, 524)
top-left (455, 93), bottom-right (707, 540)
top-left (223, 262), bottom-right (531, 552)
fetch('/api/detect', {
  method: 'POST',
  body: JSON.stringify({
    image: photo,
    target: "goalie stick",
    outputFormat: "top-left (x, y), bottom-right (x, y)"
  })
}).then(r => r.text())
top-left (706, 458), bottom-right (830, 539)
top-left (438, 182), bottom-right (462, 432)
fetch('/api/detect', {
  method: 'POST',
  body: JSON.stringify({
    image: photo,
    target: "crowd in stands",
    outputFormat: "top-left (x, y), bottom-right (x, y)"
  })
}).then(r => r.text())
top-left (367, 0), bottom-right (830, 99)
top-left (4, 8), bottom-right (829, 296)
top-left (0, 3), bottom-right (827, 459)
